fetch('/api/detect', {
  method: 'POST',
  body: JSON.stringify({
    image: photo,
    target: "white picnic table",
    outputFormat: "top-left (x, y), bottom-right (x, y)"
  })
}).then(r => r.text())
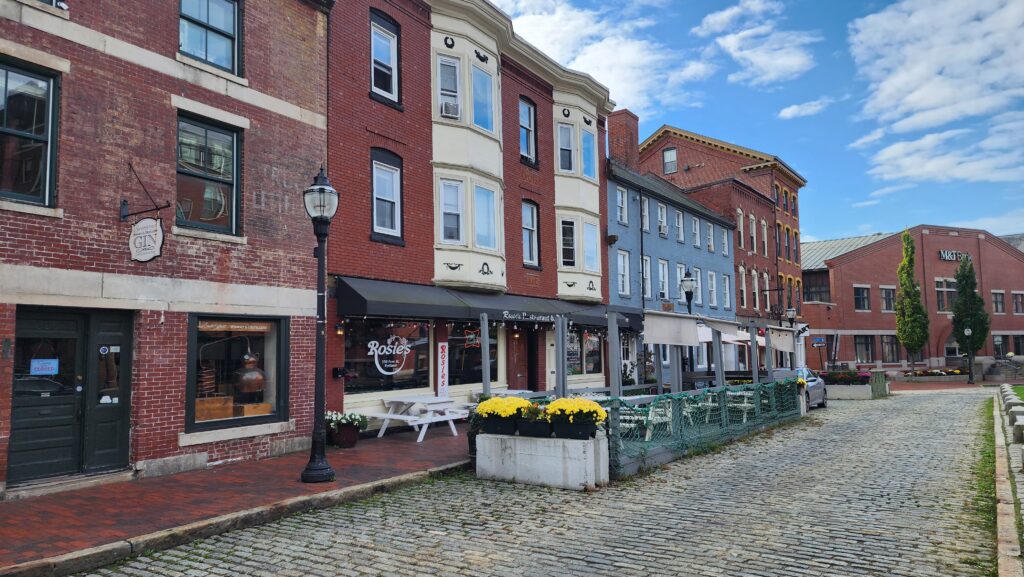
top-left (366, 395), bottom-right (469, 443)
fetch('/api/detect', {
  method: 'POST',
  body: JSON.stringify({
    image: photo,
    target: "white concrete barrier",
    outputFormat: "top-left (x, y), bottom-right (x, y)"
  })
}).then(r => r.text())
top-left (476, 432), bottom-right (609, 491)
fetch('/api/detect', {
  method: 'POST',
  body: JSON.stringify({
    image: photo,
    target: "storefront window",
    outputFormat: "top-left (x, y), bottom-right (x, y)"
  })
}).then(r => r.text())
top-left (567, 328), bottom-right (603, 375)
top-left (343, 319), bottom-right (430, 394)
top-left (191, 317), bottom-right (284, 426)
top-left (447, 326), bottom-right (497, 385)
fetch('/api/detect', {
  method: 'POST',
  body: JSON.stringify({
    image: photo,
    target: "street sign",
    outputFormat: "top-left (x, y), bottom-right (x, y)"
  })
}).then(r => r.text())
top-left (813, 337), bottom-right (825, 344)
top-left (812, 343), bottom-right (825, 348)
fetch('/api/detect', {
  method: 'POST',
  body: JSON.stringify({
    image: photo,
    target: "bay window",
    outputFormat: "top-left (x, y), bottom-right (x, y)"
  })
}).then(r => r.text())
top-left (561, 219), bottom-right (576, 267)
top-left (581, 130), bottom-right (597, 179)
top-left (437, 56), bottom-right (461, 119)
top-left (558, 123), bottom-right (575, 172)
top-left (439, 179), bottom-right (463, 243)
top-left (471, 66), bottom-right (494, 132)
top-left (583, 222), bottom-right (600, 272)
top-left (473, 185), bottom-right (497, 250)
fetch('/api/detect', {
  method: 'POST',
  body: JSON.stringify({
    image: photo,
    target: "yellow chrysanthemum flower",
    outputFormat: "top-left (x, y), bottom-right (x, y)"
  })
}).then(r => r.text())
top-left (475, 396), bottom-right (532, 418)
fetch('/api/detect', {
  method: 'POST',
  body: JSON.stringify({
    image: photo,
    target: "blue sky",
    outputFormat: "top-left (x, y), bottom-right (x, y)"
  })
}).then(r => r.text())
top-left (494, 0), bottom-right (1024, 241)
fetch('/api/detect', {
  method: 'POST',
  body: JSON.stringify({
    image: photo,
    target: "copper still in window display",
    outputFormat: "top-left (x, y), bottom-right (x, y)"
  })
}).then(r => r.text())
top-left (233, 354), bottom-right (265, 403)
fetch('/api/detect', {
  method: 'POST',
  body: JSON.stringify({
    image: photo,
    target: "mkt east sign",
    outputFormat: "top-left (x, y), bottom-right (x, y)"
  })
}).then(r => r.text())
top-left (938, 250), bottom-right (972, 262)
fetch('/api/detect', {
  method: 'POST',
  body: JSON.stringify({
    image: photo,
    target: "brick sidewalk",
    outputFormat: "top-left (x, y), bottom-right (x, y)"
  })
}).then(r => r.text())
top-left (0, 425), bottom-right (468, 571)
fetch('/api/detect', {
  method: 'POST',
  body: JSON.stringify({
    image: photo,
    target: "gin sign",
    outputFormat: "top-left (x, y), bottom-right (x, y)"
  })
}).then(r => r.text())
top-left (129, 217), bottom-right (164, 262)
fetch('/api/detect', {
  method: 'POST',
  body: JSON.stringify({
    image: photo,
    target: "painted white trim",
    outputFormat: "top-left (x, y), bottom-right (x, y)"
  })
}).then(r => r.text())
top-left (174, 52), bottom-right (249, 87)
top-left (852, 283), bottom-right (872, 288)
top-left (0, 263), bottom-right (315, 316)
top-left (171, 225), bottom-right (248, 244)
top-left (170, 95), bottom-right (251, 129)
top-left (0, 199), bottom-right (63, 218)
top-left (179, 419), bottom-right (295, 447)
top-left (0, 36), bottom-right (70, 71)
top-left (12, 0), bottom-right (67, 20)
top-left (1, 0), bottom-right (323, 128)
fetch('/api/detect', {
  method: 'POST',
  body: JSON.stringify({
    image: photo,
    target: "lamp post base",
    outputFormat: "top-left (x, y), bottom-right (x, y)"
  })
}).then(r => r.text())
top-left (300, 456), bottom-right (335, 483)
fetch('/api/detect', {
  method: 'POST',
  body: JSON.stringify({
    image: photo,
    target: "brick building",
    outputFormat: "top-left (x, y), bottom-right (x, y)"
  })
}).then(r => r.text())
top-left (800, 226), bottom-right (1024, 371)
top-left (0, 0), bottom-right (331, 494)
top-left (325, 0), bottom-right (614, 414)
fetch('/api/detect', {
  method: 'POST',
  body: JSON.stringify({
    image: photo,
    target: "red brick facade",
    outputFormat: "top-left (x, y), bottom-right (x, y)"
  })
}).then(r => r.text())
top-left (0, 1), bottom-right (327, 486)
top-left (802, 225), bottom-right (1024, 370)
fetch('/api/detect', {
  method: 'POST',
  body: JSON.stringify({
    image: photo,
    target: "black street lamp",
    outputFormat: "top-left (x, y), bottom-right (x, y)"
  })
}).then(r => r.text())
top-left (301, 165), bottom-right (338, 484)
top-left (681, 271), bottom-right (696, 315)
top-left (964, 327), bottom-right (974, 384)
top-left (785, 307), bottom-right (797, 328)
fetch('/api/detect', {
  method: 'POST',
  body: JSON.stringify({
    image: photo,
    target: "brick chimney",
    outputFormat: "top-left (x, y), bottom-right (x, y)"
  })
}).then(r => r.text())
top-left (607, 109), bottom-right (639, 170)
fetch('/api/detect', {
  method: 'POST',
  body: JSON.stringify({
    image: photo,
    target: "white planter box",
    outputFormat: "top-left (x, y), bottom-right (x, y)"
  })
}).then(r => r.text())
top-left (476, 432), bottom-right (609, 491)
top-left (828, 384), bottom-right (874, 400)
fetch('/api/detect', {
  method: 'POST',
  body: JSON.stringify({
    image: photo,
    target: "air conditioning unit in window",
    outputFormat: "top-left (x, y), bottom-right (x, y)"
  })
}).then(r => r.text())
top-left (658, 224), bottom-right (668, 236)
top-left (440, 102), bottom-right (461, 119)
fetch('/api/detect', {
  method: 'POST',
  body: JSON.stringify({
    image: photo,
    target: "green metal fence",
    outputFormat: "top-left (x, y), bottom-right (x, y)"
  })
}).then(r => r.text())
top-left (607, 380), bottom-right (801, 479)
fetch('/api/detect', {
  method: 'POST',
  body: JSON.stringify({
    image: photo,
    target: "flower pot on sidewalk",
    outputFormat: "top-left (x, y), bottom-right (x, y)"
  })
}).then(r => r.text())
top-left (330, 423), bottom-right (361, 448)
top-left (552, 421), bottom-right (596, 440)
top-left (516, 419), bottom-right (551, 438)
top-left (481, 417), bottom-right (516, 436)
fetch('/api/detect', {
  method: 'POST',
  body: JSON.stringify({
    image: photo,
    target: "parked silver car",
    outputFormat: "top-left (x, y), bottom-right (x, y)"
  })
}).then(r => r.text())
top-left (797, 367), bottom-right (827, 409)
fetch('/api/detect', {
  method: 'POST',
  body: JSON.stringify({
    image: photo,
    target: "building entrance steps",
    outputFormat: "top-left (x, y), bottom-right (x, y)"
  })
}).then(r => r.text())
top-left (0, 425), bottom-right (469, 575)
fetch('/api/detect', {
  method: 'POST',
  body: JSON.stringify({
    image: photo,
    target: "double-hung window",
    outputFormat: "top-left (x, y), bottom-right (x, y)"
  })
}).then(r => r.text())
top-left (676, 264), bottom-right (687, 300)
top-left (739, 269), bottom-right (747, 308)
top-left (752, 271), bottom-right (760, 310)
top-left (561, 219), bottom-right (576, 267)
top-left (881, 335), bottom-right (900, 363)
top-left (706, 222), bottom-right (714, 252)
top-left (785, 230), bottom-right (791, 260)
top-left (663, 148), bottom-right (677, 174)
top-left (180, 0), bottom-right (238, 73)
top-left (854, 286), bottom-right (871, 311)
top-left (658, 259), bottom-right (669, 300)
top-left (763, 273), bottom-right (771, 309)
top-left (692, 267), bottom-right (703, 305)
top-left (775, 223), bottom-right (782, 257)
top-left (881, 287), bottom-right (896, 312)
top-left (583, 222), bottom-right (600, 272)
top-left (371, 150), bottom-right (402, 238)
top-left (616, 187), bottom-right (628, 223)
top-left (723, 275), bottom-right (731, 308)
top-left (993, 291), bottom-right (1005, 314)
top-left (474, 185), bottom-right (497, 250)
top-left (0, 64), bottom-right (55, 205)
top-left (581, 130), bottom-right (597, 179)
top-left (936, 279), bottom-right (957, 312)
top-left (642, 256), bottom-right (651, 298)
top-left (737, 210), bottom-right (744, 248)
top-left (176, 117), bottom-right (238, 234)
top-left (437, 56), bottom-right (461, 119)
top-left (617, 251), bottom-right (630, 296)
top-left (707, 271), bottom-right (717, 307)
top-left (657, 203), bottom-right (667, 236)
top-left (855, 336), bottom-right (875, 363)
top-left (519, 99), bottom-right (536, 162)
top-left (641, 197), bottom-right (649, 231)
top-left (676, 211), bottom-right (684, 242)
top-left (1014, 293), bottom-right (1024, 314)
top-left (722, 229), bottom-right (729, 256)
top-left (439, 179), bottom-right (463, 243)
top-left (370, 12), bottom-right (399, 101)
top-left (558, 123), bottom-right (575, 172)
top-left (692, 217), bottom-right (700, 246)
top-left (471, 66), bottom-right (494, 132)
top-left (761, 220), bottom-right (768, 256)
top-left (522, 202), bottom-right (538, 265)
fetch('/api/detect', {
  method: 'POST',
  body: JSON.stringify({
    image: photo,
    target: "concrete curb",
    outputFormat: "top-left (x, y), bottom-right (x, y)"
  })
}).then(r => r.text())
top-left (994, 395), bottom-right (1024, 577)
top-left (0, 460), bottom-right (471, 577)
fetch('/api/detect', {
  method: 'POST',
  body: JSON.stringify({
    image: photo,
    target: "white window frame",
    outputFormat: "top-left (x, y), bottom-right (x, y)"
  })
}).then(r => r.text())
top-left (708, 271), bottom-right (717, 307)
top-left (581, 129), bottom-right (597, 179)
top-left (763, 273), bottom-right (770, 309)
top-left (676, 263), bottom-right (687, 301)
top-left (519, 99), bottom-right (535, 161)
top-left (558, 123), bottom-right (575, 173)
top-left (583, 221), bottom-right (600, 273)
top-left (560, 218), bottom-right (577, 268)
top-left (752, 270), bottom-right (760, 310)
top-left (642, 256), bottom-right (651, 299)
top-left (706, 222), bottom-right (714, 252)
top-left (737, 209), bottom-right (744, 248)
top-left (853, 284), bottom-right (871, 312)
top-left (722, 229), bottom-right (729, 256)
top-left (657, 203), bottom-right (667, 236)
top-left (437, 55), bottom-right (461, 119)
top-left (473, 185), bottom-right (498, 250)
top-left (739, 267), bottom-right (747, 308)
top-left (658, 259), bottom-right (669, 300)
top-left (370, 23), bottom-right (399, 101)
top-left (992, 290), bottom-right (1006, 314)
top-left (663, 148), bottom-right (677, 174)
top-left (693, 267), bottom-right (703, 304)
top-left (617, 250), bottom-right (630, 296)
top-left (522, 202), bottom-right (538, 265)
top-left (750, 214), bottom-right (756, 251)
top-left (723, 275), bottom-right (731, 309)
top-left (616, 186), bottom-right (628, 224)
top-left (372, 161), bottom-right (401, 236)
top-left (471, 65), bottom-right (494, 133)
top-left (761, 219), bottom-right (768, 256)
top-left (675, 211), bottom-right (684, 242)
top-left (1013, 291), bottom-right (1024, 315)
top-left (692, 216), bottom-right (700, 246)
top-left (439, 178), bottom-right (464, 244)
top-left (641, 196), bottom-right (649, 231)
top-left (879, 285), bottom-right (896, 313)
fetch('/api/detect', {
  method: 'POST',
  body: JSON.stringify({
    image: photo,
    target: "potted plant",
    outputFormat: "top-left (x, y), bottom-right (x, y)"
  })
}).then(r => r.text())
top-left (326, 411), bottom-right (368, 448)
top-left (475, 396), bottom-right (530, 435)
top-left (545, 397), bottom-right (607, 440)
top-left (516, 403), bottom-right (551, 438)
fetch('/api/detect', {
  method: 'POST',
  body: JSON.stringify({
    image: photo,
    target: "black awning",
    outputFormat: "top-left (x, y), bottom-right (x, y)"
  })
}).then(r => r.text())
top-left (608, 306), bottom-right (644, 332)
top-left (336, 276), bottom-right (609, 325)
top-left (335, 276), bottom-right (469, 319)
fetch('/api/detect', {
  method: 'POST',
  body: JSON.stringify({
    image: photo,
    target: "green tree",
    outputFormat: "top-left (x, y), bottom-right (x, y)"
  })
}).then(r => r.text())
top-left (952, 256), bottom-right (990, 384)
top-left (895, 230), bottom-right (929, 369)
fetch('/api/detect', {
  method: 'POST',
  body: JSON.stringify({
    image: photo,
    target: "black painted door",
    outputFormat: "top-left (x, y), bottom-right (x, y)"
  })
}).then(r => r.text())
top-left (8, 309), bottom-right (132, 484)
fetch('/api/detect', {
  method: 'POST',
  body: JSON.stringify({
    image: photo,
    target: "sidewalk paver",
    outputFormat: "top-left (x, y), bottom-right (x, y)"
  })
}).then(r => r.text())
top-left (0, 425), bottom-right (468, 570)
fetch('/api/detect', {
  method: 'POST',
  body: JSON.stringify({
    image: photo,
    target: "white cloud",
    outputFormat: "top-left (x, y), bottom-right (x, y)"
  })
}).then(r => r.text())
top-left (869, 120), bottom-right (1024, 182)
top-left (848, 128), bottom-right (885, 149)
top-left (778, 96), bottom-right (833, 119)
top-left (496, 0), bottom-right (712, 116)
top-left (691, 0), bottom-right (783, 38)
top-left (852, 200), bottom-right (880, 208)
top-left (849, 0), bottom-right (1024, 133)
top-left (868, 183), bottom-right (914, 198)
top-left (716, 24), bottom-right (823, 86)
top-left (801, 234), bottom-right (820, 242)
top-left (951, 208), bottom-right (1024, 235)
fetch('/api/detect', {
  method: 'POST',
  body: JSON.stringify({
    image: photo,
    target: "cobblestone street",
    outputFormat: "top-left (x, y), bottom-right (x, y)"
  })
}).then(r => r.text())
top-left (87, 390), bottom-right (994, 577)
